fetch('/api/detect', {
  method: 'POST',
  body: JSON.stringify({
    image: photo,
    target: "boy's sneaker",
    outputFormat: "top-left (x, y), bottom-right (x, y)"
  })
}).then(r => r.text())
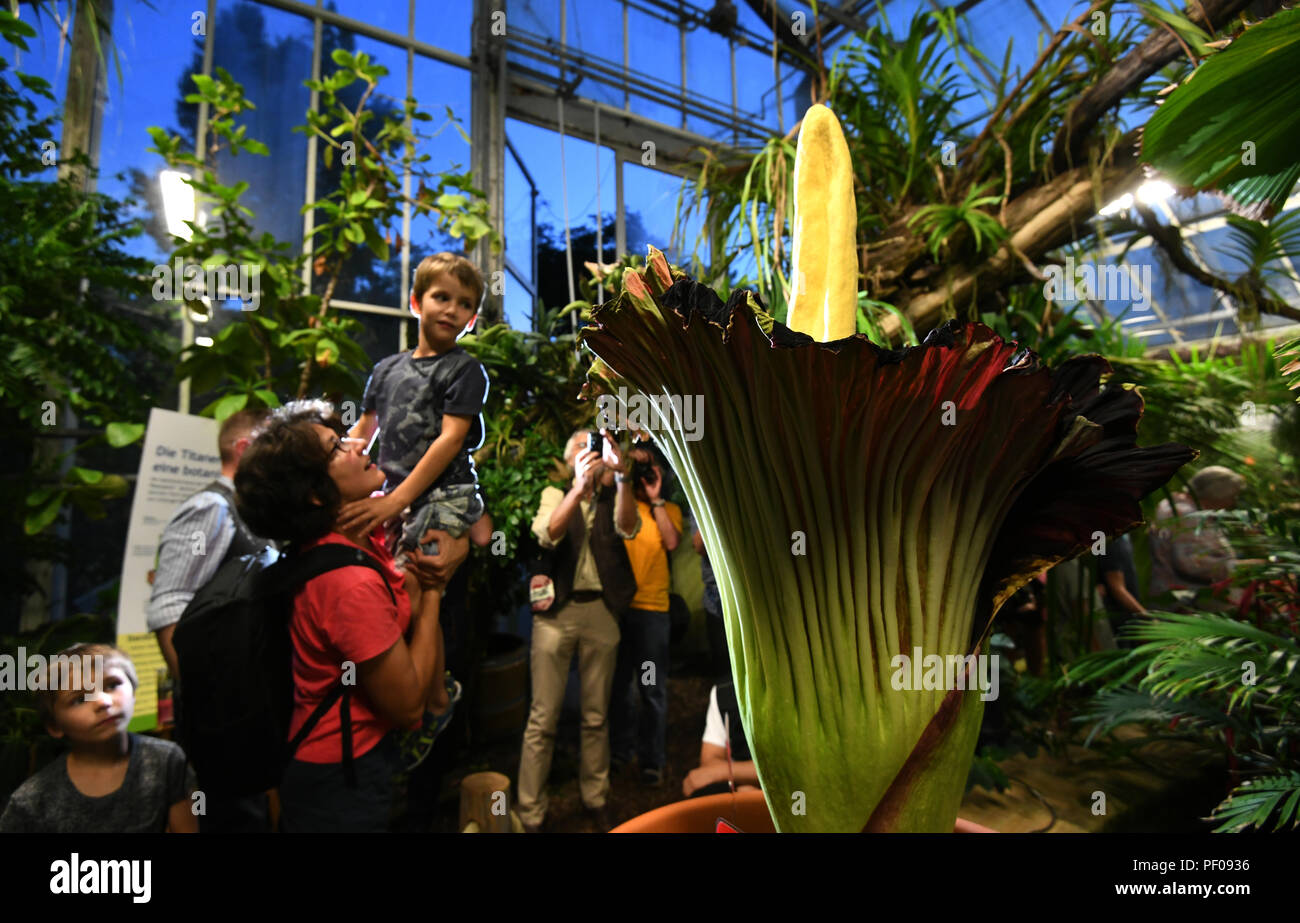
top-left (397, 673), bottom-right (462, 771)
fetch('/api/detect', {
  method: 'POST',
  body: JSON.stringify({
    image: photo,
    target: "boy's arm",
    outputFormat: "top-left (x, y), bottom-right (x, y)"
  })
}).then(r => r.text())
top-left (349, 409), bottom-right (378, 445)
top-left (337, 414), bottom-right (472, 536)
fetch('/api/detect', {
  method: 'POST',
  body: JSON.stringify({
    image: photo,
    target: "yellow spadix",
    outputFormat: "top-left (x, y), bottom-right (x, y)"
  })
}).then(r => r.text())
top-left (786, 104), bottom-right (858, 342)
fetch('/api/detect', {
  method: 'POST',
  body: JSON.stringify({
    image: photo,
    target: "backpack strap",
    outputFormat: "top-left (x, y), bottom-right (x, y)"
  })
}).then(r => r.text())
top-left (276, 543), bottom-right (398, 787)
top-left (202, 479), bottom-right (263, 562)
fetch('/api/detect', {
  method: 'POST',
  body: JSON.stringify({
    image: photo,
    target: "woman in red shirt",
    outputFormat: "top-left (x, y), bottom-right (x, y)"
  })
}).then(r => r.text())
top-left (235, 402), bottom-right (468, 832)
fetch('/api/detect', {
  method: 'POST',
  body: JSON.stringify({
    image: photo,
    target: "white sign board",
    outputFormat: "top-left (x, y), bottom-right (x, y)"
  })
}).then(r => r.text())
top-left (116, 408), bottom-right (221, 728)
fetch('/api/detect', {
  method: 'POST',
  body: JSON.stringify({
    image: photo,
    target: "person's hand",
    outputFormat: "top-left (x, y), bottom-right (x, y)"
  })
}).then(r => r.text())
top-left (338, 493), bottom-right (405, 536)
top-left (573, 448), bottom-right (603, 493)
top-left (683, 763), bottom-right (723, 798)
top-left (529, 575), bottom-right (555, 612)
top-left (601, 429), bottom-right (629, 476)
top-left (408, 529), bottom-right (469, 590)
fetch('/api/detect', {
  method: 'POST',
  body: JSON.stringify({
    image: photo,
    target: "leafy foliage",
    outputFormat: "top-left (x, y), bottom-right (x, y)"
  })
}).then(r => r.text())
top-left (0, 7), bottom-right (167, 588)
top-left (906, 180), bottom-right (1007, 262)
top-left (1065, 516), bottom-right (1300, 833)
top-left (1139, 7), bottom-right (1300, 219)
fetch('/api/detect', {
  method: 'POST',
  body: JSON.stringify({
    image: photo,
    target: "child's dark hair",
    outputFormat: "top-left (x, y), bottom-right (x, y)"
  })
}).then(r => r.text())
top-left (34, 643), bottom-right (137, 728)
top-left (234, 400), bottom-right (346, 545)
top-left (412, 252), bottom-right (484, 310)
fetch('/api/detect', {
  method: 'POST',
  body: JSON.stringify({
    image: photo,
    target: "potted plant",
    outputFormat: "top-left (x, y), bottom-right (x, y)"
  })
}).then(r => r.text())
top-left (583, 105), bottom-right (1193, 832)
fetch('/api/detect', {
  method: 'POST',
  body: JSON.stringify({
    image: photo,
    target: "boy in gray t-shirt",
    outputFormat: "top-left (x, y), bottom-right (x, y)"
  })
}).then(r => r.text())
top-left (0, 644), bottom-right (195, 833)
top-left (341, 251), bottom-right (489, 566)
top-left (341, 252), bottom-right (490, 769)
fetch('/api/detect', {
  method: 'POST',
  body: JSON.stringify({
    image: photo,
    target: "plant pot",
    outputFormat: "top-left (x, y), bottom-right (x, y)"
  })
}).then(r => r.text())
top-left (609, 789), bottom-right (997, 833)
top-left (472, 633), bottom-right (529, 744)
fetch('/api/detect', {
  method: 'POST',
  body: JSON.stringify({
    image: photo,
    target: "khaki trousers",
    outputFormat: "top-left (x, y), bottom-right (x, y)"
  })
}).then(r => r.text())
top-left (516, 597), bottom-right (621, 826)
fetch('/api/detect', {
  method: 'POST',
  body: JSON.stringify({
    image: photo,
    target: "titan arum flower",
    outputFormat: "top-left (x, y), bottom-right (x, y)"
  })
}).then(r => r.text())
top-left (581, 105), bottom-right (1195, 832)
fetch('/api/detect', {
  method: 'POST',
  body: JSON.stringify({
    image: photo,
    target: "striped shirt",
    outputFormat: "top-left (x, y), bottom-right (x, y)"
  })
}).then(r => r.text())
top-left (145, 477), bottom-right (238, 632)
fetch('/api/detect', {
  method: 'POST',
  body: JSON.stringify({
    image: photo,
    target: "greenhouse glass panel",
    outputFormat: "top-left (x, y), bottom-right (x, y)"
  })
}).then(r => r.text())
top-left (414, 0), bottom-right (473, 56)
top-left (508, 0), bottom-right (562, 82)
top-left (733, 43), bottom-right (780, 130)
top-left (627, 4), bottom-right (684, 127)
top-left (99, 1), bottom-right (312, 266)
top-left (409, 54), bottom-right (474, 284)
top-left (684, 19), bottom-right (734, 138)
top-left (505, 145), bottom-right (535, 289)
top-left (326, 0), bottom-right (409, 38)
top-left (623, 160), bottom-right (706, 268)
top-left (503, 266), bottom-right (534, 330)
top-left (567, 0), bottom-right (624, 107)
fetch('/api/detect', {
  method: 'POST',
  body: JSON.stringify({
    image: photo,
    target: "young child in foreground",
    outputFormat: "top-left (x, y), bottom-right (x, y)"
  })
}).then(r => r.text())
top-left (342, 251), bottom-right (490, 769)
top-left (0, 643), bottom-right (196, 833)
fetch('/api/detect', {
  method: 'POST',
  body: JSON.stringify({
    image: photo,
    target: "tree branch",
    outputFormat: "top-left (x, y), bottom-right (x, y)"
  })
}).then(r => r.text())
top-left (879, 131), bottom-right (1145, 338)
top-left (1134, 203), bottom-right (1300, 324)
top-left (1048, 0), bottom-right (1265, 174)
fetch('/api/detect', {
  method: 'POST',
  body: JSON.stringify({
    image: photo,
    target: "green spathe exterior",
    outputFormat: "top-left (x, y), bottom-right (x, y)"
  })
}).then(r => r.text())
top-left (582, 248), bottom-right (1195, 832)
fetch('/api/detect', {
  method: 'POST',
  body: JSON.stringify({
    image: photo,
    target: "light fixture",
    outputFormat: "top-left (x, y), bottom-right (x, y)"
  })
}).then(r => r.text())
top-left (159, 170), bottom-right (197, 242)
top-left (1098, 180), bottom-right (1175, 217)
top-left (194, 335), bottom-right (214, 348)
top-left (1098, 193), bottom-right (1134, 217)
top-left (1137, 180), bottom-right (1175, 205)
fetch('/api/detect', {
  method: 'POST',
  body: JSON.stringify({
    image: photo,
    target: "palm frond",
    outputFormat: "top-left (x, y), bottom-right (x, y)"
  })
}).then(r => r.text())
top-left (1210, 772), bottom-right (1300, 832)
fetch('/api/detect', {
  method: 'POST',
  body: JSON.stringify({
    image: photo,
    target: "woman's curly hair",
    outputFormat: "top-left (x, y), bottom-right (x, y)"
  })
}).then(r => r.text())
top-left (234, 400), bottom-right (347, 545)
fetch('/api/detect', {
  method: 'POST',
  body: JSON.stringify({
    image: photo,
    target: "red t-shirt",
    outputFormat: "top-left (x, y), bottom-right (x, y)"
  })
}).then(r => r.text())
top-left (287, 530), bottom-right (412, 763)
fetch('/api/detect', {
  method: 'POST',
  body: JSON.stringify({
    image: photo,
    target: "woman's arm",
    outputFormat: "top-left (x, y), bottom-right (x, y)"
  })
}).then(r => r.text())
top-left (357, 588), bottom-right (441, 729)
top-left (683, 742), bottom-right (760, 796)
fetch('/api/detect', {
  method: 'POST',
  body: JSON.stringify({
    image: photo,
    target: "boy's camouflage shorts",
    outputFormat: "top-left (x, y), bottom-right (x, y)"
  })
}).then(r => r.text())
top-left (391, 483), bottom-right (485, 567)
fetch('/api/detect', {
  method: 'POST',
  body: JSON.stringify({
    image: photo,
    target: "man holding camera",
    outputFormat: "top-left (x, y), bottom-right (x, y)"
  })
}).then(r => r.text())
top-left (518, 428), bottom-right (640, 833)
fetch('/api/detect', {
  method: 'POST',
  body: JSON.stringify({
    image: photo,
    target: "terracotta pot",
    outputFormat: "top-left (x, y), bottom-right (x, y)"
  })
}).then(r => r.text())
top-left (609, 789), bottom-right (997, 833)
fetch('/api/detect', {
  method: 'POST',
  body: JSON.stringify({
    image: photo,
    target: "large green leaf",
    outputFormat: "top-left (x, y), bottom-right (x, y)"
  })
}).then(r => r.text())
top-left (105, 421), bottom-right (145, 447)
top-left (1141, 9), bottom-right (1300, 218)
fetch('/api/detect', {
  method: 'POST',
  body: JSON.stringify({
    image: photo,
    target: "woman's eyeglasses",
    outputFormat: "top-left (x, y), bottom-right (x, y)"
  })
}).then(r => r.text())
top-left (329, 436), bottom-right (366, 457)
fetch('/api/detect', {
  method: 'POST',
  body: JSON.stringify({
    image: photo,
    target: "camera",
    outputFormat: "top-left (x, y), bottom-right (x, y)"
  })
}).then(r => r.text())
top-left (587, 431), bottom-right (601, 454)
top-left (633, 458), bottom-right (656, 484)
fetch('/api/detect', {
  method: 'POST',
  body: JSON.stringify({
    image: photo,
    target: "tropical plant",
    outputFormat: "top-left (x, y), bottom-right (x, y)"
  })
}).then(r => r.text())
top-left (1280, 336), bottom-right (1300, 399)
top-left (906, 180), bottom-right (1008, 263)
top-left (580, 107), bottom-right (1193, 832)
top-left (1139, 6), bottom-right (1300, 220)
top-left (1067, 599), bottom-right (1300, 832)
top-left (0, 6), bottom-right (168, 600)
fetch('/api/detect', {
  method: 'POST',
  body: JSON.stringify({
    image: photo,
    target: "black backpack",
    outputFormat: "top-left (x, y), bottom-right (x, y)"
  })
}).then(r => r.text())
top-left (172, 543), bottom-right (396, 796)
